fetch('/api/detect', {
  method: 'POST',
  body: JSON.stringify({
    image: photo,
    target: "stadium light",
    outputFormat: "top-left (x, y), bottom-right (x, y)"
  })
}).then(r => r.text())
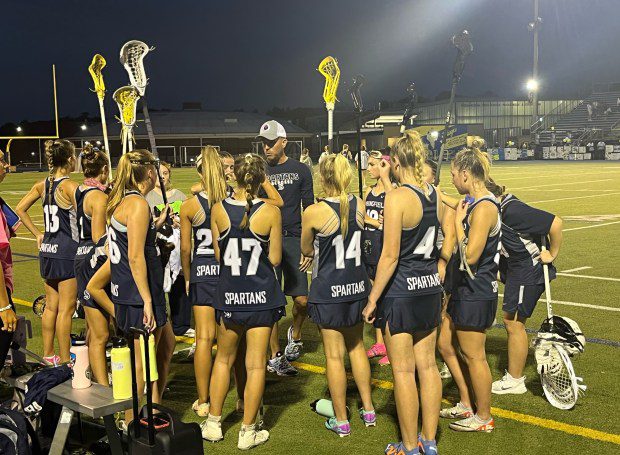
top-left (81, 124), bottom-right (87, 130)
top-left (31, 152), bottom-right (35, 156)
top-left (526, 79), bottom-right (539, 92)
top-left (430, 131), bottom-right (439, 140)
top-left (96, 140), bottom-right (102, 145)
top-left (16, 126), bottom-right (22, 133)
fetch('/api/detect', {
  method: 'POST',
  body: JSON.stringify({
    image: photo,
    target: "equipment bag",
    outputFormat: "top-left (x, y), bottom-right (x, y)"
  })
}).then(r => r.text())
top-left (0, 405), bottom-right (41, 455)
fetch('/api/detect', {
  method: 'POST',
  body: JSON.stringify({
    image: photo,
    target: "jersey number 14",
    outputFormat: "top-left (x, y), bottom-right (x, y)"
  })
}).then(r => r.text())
top-left (332, 231), bottom-right (361, 269)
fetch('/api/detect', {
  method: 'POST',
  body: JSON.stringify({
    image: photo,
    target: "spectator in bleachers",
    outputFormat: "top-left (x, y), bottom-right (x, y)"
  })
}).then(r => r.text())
top-left (587, 103), bottom-right (593, 121)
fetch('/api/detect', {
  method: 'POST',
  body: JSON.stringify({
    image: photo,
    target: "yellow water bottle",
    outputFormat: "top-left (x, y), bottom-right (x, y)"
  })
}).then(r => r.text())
top-left (140, 334), bottom-right (159, 383)
top-left (110, 337), bottom-right (132, 400)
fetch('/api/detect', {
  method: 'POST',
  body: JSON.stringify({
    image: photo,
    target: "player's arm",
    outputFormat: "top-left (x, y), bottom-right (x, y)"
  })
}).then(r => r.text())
top-left (126, 198), bottom-right (154, 329)
top-left (267, 205), bottom-right (282, 268)
top-left (0, 267), bottom-right (17, 332)
top-left (378, 160), bottom-right (394, 193)
top-left (190, 182), bottom-right (202, 195)
top-left (15, 181), bottom-right (45, 244)
top-left (88, 190), bottom-right (108, 243)
top-left (540, 216), bottom-right (563, 263)
top-left (258, 178), bottom-right (283, 208)
top-left (456, 200), bottom-right (496, 267)
top-left (179, 199), bottom-right (194, 294)
top-left (300, 164), bottom-right (315, 211)
top-left (86, 258), bottom-right (115, 317)
top-left (440, 192), bottom-right (459, 210)
top-left (210, 202), bottom-right (224, 263)
top-left (299, 204), bottom-right (319, 272)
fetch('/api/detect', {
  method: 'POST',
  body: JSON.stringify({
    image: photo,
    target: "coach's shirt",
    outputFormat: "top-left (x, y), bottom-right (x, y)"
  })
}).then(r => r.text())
top-left (499, 194), bottom-right (557, 285)
top-left (264, 157), bottom-right (314, 237)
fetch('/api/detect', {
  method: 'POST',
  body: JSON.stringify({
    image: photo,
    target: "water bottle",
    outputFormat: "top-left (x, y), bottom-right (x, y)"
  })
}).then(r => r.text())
top-left (70, 345), bottom-right (91, 389)
top-left (310, 399), bottom-right (349, 419)
top-left (140, 334), bottom-right (158, 382)
top-left (110, 337), bottom-right (132, 399)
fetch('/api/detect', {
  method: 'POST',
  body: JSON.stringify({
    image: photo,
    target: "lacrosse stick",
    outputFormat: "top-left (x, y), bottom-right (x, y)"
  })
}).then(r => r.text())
top-left (318, 56), bottom-right (341, 153)
top-left (400, 83), bottom-right (418, 133)
top-left (88, 54), bottom-right (113, 179)
top-left (349, 74), bottom-right (365, 196)
top-left (435, 30), bottom-right (474, 186)
top-left (113, 86), bottom-right (140, 154)
top-left (533, 237), bottom-right (586, 409)
top-left (120, 40), bottom-right (158, 155)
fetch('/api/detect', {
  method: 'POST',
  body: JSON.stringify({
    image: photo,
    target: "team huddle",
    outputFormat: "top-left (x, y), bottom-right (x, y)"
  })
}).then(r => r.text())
top-left (6, 119), bottom-right (563, 454)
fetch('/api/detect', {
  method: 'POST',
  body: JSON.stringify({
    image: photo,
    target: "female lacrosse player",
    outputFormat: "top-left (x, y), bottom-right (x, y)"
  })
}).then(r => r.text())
top-left (363, 151), bottom-right (394, 367)
top-left (180, 146), bottom-right (228, 418)
top-left (88, 150), bottom-right (170, 412)
top-left (363, 131), bottom-right (447, 455)
top-left (204, 154), bottom-right (286, 449)
top-left (439, 143), bottom-right (500, 433)
top-left (486, 179), bottom-right (563, 395)
top-left (74, 145), bottom-right (111, 385)
top-left (16, 140), bottom-right (78, 364)
top-left (300, 153), bottom-right (375, 437)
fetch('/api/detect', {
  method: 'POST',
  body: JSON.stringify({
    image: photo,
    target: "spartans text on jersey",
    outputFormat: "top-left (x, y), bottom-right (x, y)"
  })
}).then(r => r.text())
top-left (331, 280), bottom-right (366, 298)
top-left (407, 273), bottom-right (441, 291)
top-left (196, 264), bottom-right (219, 277)
top-left (225, 291), bottom-right (267, 306)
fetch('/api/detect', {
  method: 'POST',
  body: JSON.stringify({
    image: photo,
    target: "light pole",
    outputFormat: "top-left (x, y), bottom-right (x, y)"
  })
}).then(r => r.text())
top-left (529, 0), bottom-right (542, 127)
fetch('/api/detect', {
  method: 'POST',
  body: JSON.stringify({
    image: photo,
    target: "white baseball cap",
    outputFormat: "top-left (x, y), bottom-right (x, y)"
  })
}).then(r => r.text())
top-left (257, 120), bottom-right (287, 141)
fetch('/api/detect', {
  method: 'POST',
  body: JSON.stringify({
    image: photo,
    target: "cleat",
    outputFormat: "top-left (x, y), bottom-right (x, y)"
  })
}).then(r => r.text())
top-left (192, 399), bottom-right (210, 417)
top-left (449, 415), bottom-right (495, 433)
top-left (385, 441), bottom-right (419, 454)
top-left (359, 408), bottom-right (377, 427)
top-left (417, 434), bottom-right (437, 454)
top-left (238, 424), bottom-right (269, 450)
top-left (201, 415), bottom-right (223, 442)
top-left (378, 355), bottom-right (390, 366)
top-left (439, 362), bottom-right (452, 379)
top-left (440, 402), bottom-right (473, 419)
top-left (366, 343), bottom-right (387, 359)
top-left (325, 417), bottom-right (350, 437)
top-left (267, 351), bottom-right (298, 376)
top-left (284, 326), bottom-right (303, 361)
top-left (492, 371), bottom-right (527, 395)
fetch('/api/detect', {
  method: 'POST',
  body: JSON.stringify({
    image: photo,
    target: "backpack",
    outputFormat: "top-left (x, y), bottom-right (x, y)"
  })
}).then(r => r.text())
top-left (0, 406), bottom-right (40, 455)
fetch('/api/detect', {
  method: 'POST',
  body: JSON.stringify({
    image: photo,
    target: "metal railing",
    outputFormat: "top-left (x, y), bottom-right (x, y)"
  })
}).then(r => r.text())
top-left (530, 100), bottom-right (582, 134)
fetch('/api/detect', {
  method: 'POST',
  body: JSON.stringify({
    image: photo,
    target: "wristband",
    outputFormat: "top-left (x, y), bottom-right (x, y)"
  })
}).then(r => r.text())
top-left (0, 304), bottom-right (13, 313)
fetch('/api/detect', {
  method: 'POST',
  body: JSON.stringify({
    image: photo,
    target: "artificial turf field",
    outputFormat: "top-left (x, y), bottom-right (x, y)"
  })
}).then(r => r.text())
top-left (1, 160), bottom-right (619, 454)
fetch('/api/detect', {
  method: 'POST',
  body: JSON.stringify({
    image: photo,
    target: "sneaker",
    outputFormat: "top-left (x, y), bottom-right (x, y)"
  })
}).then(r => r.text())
top-left (192, 399), bottom-right (210, 417)
top-left (238, 424), bottom-right (269, 450)
top-left (439, 402), bottom-right (473, 419)
top-left (359, 408), bottom-right (376, 427)
top-left (236, 398), bottom-right (244, 414)
top-left (378, 355), bottom-right (390, 366)
top-left (43, 355), bottom-right (60, 366)
top-left (284, 326), bottom-right (303, 362)
top-left (366, 343), bottom-right (387, 358)
top-left (267, 352), bottom-right (298, 376)
top-left (439, 362), bottom-right (452, 379)
top-left (492, 371), bottom-right (527, 395)
top-left (117, 419), bottom-right (128, 435)
top-left (385, 441), bottom-right (419, 454)
top-left (201, 415), bottom-right (223, 442)
top-left (417, 434), bottom-right (437, 454)
top-left (187, 342), bottom-right (196, 358)
top-left (449, 414), bottom-right (495, 432)
top-left (183, 328), bottom-right (196, 338)
top-left (325, 417), bottom-right (351, 437)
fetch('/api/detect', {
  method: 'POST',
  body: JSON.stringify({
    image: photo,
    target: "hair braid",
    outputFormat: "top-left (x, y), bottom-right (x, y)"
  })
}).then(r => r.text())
top-left (234, 153), bottom-right (266, 229)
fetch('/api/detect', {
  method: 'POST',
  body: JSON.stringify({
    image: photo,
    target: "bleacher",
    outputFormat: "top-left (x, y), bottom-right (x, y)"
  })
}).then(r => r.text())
top-left (539, 90), bottom-right (620, 144)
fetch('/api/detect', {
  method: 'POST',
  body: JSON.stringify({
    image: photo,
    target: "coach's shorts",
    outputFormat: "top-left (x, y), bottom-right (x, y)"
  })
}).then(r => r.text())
top-left (308, 299), bottom-right (366, 329)
top-left (216, 307), bottom-right (285, 329)
top-left (374, 293), bottom-right (442, 335)
top-left (189, 281), bottom-right (218, 307)
top-left (115, 303), bottom-right (168, 334)
top-left (502, 283), bottom-right (545, 318)
top-left (448, 298), bottom-right (498, 330)
top-left (275, 236), bottom-right (308, 297)
top-left (40, 257), bottom-right (75, 281)
top-left (364, 263), bottom-right (377, 281)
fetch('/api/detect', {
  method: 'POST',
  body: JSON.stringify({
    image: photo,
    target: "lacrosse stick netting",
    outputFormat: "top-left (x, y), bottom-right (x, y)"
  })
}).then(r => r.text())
top-left (120, 40), bottom-right (153, 96)
top-left (113, 86), bottom-right (140, 153)
top-left (318, 56), bottom-right (340, 149)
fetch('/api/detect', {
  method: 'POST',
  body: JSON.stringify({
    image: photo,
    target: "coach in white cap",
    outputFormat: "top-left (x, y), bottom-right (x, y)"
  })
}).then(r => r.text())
top-left (256, 120), bottom-right (314, 377)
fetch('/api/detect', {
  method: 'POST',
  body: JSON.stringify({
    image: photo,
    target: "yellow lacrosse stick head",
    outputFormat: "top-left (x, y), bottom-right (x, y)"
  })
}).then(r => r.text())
top-left (88, 54), bottom-right (107, 100)
top-left (318, 56), bottom-right (340, 106)
top-left (113, 86), bottom-right (140, 127)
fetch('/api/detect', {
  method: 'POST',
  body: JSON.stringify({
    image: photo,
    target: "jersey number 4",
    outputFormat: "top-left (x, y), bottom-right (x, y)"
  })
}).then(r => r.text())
top-left (332, 231), bottom-right (361, 269)
top-left (223, 238), bottom-right (262, 276)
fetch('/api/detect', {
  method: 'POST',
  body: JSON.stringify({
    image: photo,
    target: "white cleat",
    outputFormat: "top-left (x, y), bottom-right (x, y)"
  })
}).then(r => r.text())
top-left (492, 371), bottom-right (527, 395)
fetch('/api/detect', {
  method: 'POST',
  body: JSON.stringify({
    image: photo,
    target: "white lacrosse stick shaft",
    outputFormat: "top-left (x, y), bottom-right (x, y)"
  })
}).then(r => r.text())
top-left (97, 98), bottom-right (113, 178)
top-left (542, 236), bottom-right (553, 321)
top-left (326, 102), bottom-right (334, 150)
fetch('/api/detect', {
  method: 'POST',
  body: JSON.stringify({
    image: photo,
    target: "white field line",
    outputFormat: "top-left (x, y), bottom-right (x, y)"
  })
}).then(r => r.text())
top-left (510, 179), bottom-right (612, 191)
top-left (15, 237), bottom-right (36, 242)
top-left (528, 192), bottom-right (620, 204)
top-left (499, 293), bottom-right (620, 312)
top-left (560, 266), bottom-right (592, 273)
top-left (497, 171), bottom-right (620, 181)
top-left (557, 273), bottom-right (620, 283)
top-left (563, 221), bottom-right (620, 231)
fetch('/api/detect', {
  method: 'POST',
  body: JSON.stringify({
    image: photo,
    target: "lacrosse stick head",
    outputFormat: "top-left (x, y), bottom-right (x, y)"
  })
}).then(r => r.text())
top-left (113, 86), bottom-right (141, 127)
top-left (88, 54), bottom-right (107, 99)
top-left (539, 316), bottom-right (585, 355)
top-left (349, 74), bottom-right (365, 112)
top-left (318, 56), bottom-right (340, 108)
top-left (120, 40), bottom-right (152, 96)
top-left (452, 30), bottom-right (474, 56)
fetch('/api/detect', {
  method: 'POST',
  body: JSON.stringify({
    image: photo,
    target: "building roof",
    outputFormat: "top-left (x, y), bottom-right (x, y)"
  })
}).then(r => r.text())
top-left (68, 110), bottom-right (311, 140)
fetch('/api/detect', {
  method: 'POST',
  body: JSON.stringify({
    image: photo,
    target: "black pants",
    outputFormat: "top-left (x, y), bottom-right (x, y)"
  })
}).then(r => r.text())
top-left (0, 288), bottom-right (15, 367)
top-left (169, 275), bottom-right (191, 336)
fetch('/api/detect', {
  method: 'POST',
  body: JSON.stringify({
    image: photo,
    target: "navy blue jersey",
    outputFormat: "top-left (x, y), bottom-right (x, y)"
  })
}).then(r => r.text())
top-left (384, 184), bottom-right (442, 297)
top-left (190, 192), bottom-right (220, 284)
top-left (78, 234), bottom-right (108, 305)
top-left (499, 194), bottom-right (556, 285)
top-left (109, 192), bottom-right (165, 308)
top-left (362, 186), bottom-right (385, 266)
top-left (216, 198), bottom-right (286, 311)
top-left (75, 186), bottom-right (104, 260)
top-left (451, 195), bottom-right (501, 301)
top-left (308, 197), bottom-right (369, 303)
top-left (40, 177), bottom-right (79, 260)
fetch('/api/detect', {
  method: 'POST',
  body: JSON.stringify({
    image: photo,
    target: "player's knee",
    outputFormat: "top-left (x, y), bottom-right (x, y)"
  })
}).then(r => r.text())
top-left (294, 296), bottom-right (308, 308)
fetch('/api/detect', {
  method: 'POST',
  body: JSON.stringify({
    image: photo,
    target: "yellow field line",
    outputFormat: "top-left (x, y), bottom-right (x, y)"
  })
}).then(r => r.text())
top-left (291, 361), bottom-right (620, 446)
top-left (11, 296), bottom-right (619, 445)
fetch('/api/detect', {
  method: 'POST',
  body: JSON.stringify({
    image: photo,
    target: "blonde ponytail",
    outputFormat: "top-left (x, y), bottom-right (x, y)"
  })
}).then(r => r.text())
top-left (392, 130), bottom-right (429, 198)
top-left (320, 153), bottom-right (352, 237)
top-left (452, 139), bottom-right (491, 183)
top-left (233, 153), bottom-right (266, 229)
top-left (198, 146), bottom-right (227, 207)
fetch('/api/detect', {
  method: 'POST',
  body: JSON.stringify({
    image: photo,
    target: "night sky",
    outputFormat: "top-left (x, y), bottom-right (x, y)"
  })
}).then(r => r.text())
top-left (2, 0), bottom-right (620, 126)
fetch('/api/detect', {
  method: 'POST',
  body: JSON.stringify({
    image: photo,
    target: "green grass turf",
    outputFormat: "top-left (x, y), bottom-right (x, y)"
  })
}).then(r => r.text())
top-left (2, 161), bottom-right (620, 453)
